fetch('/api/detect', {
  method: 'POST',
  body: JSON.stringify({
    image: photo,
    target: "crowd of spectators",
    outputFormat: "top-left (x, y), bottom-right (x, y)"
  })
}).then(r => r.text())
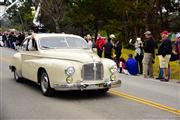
top-left (0, 31), bottom-right (25, 50)
top-left (85, 31), bottom-right (180, 82)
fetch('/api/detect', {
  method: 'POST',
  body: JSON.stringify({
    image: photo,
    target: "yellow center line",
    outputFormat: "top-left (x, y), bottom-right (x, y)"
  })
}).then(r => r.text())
top-left (109, 90), bottom-right (180, 116)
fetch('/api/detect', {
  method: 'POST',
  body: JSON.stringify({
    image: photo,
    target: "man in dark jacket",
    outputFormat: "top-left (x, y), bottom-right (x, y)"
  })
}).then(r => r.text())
top-left (17, 32), bottom-right (25, 46)
top-left (104, 38), bottom-right (113, 59)
top-left (157, 31), bottom-right (172, 82)
top-left (114, 37), bottom-right (122, 68)
top-left (8, 32), bottom-right (14, 49)
top-left (142, 31), bottom-right (155, 78)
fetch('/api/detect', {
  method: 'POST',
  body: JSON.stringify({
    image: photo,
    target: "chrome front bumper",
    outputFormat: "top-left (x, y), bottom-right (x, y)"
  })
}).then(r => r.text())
top-left (53, 79), bottom-right (121, 91)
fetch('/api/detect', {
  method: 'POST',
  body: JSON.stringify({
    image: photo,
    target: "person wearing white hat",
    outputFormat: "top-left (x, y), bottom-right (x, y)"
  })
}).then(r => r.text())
top-left (129, 37), bottom-right (143, 74)
top-left (109, 34), bottom-right (116, 39)
top-left (175, 33), bottom-right (180, 38)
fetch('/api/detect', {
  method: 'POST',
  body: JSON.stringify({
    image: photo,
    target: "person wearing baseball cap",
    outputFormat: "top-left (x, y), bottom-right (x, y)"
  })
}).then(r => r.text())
top-left (176, 33), bottom-right (180, 38)
top-left (157, 31), bottom-right (172, 82)
top-left (160, 31), bottom-right (170, 40)
top-left (109, 34), bottom-right (116, 39)
top-left (142, 31), bottom-right (155, 78)
top-left (144, 31), bottom-right (151, 35)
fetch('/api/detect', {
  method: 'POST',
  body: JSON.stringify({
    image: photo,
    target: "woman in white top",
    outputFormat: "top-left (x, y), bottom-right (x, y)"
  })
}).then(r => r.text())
top-left (86, 34), bottom-right (93, 49)
top-left (129, 37), bottom-right (144, 74)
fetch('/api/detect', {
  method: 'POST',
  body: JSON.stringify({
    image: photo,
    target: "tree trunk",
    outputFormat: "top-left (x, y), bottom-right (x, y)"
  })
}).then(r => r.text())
top-left (164, 11), bottom-right (169, 29)
top-left (106, 29), bottom-right (110, 39)
top-left (144, 14), bottom-right (149, 31)
top-left (54, 19), bottom-right (60, 33)
top-left (81, 25), bottom-right (84, 37)
top-left (159, 6), bottom-right (164, 30)
top-left (94, 21), bottom-right (98, 40)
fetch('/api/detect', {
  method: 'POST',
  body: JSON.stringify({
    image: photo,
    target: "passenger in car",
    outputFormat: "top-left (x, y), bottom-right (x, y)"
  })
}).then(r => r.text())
top-left (27, 38), bottom-right (37, 51)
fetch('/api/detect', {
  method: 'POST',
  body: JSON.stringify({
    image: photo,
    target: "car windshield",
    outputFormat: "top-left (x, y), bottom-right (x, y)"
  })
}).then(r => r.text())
top-left (39, 36), bottom-right (89, 49)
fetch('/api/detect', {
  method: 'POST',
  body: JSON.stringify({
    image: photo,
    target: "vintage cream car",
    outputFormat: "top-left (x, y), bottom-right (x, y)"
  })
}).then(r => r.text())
top-left (9, 33), bottom-right (121, 96)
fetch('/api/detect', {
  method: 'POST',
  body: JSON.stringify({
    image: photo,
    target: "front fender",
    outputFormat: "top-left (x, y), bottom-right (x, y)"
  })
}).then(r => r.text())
top-left (101, 58), bottom-right (117, 80)
top-left (27, 58), bottom-right (82, 87)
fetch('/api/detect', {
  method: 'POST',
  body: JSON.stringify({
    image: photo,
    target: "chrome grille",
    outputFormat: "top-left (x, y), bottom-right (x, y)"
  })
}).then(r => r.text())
top-left (82, 63), bottom-right (103, 80)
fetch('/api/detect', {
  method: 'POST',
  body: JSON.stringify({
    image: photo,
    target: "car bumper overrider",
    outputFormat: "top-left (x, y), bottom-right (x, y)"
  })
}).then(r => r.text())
top-left (53, 79), bottom-right (121, 91)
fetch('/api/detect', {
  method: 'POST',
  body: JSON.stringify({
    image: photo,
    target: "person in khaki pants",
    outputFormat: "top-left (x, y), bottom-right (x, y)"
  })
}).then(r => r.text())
top-left (142, 31), bottom-right (155, 78)
top-left (157, 31), bottom-right (172, 82)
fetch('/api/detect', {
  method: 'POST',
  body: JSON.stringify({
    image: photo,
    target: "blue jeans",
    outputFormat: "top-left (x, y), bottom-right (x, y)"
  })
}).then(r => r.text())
top-left (158, 64), bottom-right (170, 79)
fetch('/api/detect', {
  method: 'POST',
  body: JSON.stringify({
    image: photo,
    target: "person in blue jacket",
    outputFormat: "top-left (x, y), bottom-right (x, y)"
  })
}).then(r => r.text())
top-left (125, 54), bottom-right (139, 75)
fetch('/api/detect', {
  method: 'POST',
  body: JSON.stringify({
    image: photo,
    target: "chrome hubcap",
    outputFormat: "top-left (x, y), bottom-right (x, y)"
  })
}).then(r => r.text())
top-left (41, 73), bottom-right (49, 93)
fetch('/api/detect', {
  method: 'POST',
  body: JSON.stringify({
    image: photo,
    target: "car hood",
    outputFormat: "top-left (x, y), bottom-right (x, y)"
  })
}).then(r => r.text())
top-left (40, 49), bottom-right (101, 63)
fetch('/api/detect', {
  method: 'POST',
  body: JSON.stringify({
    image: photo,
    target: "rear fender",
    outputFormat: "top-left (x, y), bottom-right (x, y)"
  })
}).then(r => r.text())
top-left (11, 53), bottom-right (22, 77)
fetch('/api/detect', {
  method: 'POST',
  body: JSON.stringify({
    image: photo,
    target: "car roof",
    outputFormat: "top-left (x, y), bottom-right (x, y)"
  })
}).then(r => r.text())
top-left (33, 33), bottom-right (84, 40)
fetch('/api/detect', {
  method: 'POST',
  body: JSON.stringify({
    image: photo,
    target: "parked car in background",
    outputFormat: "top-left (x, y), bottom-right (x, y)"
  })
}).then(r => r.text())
top-left (9, 33), bottom-right (121, 96)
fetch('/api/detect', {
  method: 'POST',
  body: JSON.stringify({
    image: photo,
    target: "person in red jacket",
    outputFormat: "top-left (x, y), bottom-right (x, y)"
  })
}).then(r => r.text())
top-left (95, 34), bottom-right (105, 57)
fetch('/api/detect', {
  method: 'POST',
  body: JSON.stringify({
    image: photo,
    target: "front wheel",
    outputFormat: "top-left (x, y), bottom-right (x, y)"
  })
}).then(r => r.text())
top-left (14, 70), bottom-right (23, 82)
top-left (40, 70), bottom-right (54, 96)
top-left (98, 88), bottom-right (109, 94)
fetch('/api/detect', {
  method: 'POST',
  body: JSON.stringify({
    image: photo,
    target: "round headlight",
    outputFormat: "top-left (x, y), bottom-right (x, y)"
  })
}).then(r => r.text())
top-left (66, 67), bottom-right (75, 76)
top-left (66, 77), bottom-right (73, 84)
top-left (110, 65), bottom-right (117, 73)
top-left (110, 74), bottom-right (116, 81)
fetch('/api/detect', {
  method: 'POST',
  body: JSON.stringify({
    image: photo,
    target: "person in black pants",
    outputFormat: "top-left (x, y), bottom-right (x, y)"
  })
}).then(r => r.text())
top-left (114, 39), bottom-right (122, 68)
top-left (104, 38), bottom-right (113, 59)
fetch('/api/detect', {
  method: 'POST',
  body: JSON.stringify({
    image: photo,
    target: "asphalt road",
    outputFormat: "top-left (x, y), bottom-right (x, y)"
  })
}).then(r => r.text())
top-left (0, 47), bottom-right (179, 120)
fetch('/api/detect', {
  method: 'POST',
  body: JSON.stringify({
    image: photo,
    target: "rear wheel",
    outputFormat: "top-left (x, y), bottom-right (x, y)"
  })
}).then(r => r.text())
top-left (40, 70), bottom-right (54, 96)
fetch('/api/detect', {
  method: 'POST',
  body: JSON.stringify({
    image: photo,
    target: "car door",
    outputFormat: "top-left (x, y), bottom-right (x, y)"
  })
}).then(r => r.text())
top-left (21, 38), bottom-right (39, 82)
